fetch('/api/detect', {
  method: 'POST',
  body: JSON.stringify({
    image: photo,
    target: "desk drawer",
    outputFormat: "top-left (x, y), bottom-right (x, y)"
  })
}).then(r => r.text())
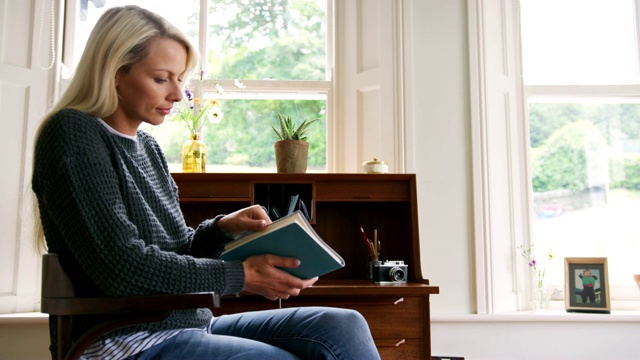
top-left (213, 295), bottom-right (427, 360)
top-left (343, 297), bottom-right (424, 339)
top-left (284, 296), bottom-right (424, 339)
top-left (377, 338), bottom-right (423, 360)
top-left (315, 181), bottom-right (410, 201)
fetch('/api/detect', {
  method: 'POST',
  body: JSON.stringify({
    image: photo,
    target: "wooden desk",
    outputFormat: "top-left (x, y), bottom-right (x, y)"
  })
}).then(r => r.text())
top-left (172, 173), bottom-right (439, 359)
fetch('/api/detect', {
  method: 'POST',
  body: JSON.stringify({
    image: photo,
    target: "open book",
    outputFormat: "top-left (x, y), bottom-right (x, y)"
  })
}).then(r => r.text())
top-left (220, 211), bottom-right (345, 279)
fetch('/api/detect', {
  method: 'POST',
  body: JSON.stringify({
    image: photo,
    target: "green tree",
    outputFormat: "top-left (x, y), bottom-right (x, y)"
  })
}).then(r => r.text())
top-left (530, 103), bottom-right (640, 149)
top-left (531, 120), bottom-right (608, 192)
top-left (201, 0), bottom-right (326, 169)
top-left (203, 99), bottom-right (326, 168)
top-left (529, 103), bottom-right (581, 148)
top-left (210, 0), bottom-right (291, 49)
top-left (208, 0), bottom-right (325, 80)
top-left (149, 0), bottom-right (328, 170)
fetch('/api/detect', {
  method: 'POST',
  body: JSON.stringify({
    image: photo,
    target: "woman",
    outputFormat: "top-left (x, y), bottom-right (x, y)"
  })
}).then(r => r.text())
top-left (32, 5), bottom-right (379, 360)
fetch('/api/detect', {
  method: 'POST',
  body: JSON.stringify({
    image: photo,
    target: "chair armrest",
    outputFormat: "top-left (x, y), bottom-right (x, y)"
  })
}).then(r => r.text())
top-left (42, 292), bottom-right (220, 316)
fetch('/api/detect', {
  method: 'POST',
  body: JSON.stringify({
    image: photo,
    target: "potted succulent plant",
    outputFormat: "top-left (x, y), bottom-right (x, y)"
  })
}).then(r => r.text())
top-left (272, 113), bottom-right (317, 173)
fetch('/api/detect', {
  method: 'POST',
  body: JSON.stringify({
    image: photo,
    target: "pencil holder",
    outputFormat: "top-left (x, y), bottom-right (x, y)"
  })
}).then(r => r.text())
top-left (369, 260), bottom-right (382, 280)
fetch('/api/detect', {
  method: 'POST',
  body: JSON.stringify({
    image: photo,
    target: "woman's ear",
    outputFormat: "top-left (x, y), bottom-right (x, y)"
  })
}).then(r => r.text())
top-left (114, 66), bottom-right (128, 88)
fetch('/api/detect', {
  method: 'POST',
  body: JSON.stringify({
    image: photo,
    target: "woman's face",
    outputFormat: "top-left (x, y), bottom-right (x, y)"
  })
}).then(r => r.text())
top-left (107, 37), bottom-right (187, 135)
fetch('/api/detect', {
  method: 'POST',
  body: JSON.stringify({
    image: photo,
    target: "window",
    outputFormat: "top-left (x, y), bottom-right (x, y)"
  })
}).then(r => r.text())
top-left (65, 0), bottom-right (329, 172)
top-left (520, 0), bottom-right (640, 308)
top-left (2, 0), bottom-right (406, 316)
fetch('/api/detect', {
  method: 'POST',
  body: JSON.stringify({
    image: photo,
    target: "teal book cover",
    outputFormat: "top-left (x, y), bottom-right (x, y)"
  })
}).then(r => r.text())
top-left (220, 211), bottom-right (345, 279)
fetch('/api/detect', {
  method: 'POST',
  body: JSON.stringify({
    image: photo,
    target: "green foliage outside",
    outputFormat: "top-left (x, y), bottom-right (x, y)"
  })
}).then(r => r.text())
top-left (610, 154), bottom-right (640, 191)
top-left (530, 103), bottom-right (640, 194)
top-left (147, 0), bottom-right (328, 171)
top-left (208, 0), bottom-right (326, 81)
top-left (529, 103), bottom-right (640, 149)
top-left (156, 99), bottom-right (326, 169)
top-left (531, 120), bottom-right (608, 192)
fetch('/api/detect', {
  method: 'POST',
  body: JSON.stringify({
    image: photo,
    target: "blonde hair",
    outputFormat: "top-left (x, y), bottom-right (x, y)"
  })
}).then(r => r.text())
top-left (33, 5), bottom-right (198, 253)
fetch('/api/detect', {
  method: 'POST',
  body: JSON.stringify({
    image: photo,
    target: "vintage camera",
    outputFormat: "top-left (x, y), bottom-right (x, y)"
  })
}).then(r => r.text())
top-left (372, 260), bottom-right (408, 284)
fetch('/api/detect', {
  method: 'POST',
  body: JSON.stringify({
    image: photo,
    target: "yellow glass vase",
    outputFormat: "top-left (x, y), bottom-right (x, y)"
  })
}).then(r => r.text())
top-left (182, 133), bottom-right (206, 173)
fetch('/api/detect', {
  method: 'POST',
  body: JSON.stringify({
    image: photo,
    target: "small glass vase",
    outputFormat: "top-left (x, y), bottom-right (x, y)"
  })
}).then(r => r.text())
top-left (532, 283), bottom-right (548, 311)
top-left (182, 133), bottom-right (206, 173)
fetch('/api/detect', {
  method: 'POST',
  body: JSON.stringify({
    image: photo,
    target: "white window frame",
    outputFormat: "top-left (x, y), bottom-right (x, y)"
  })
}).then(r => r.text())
top-left (522, 0), bottom-right (640, 310)
top-left (469, 0), bottom-right (640, 314)
top-left (468, 0), bottom-right (529, 314)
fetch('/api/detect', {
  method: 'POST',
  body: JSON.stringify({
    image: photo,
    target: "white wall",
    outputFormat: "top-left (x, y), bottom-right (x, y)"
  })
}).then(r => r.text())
top-left (0, 320), bottom-right (49, 359)
top-left (412, 0), bottom-right (474, 314)
top-left (431, 315), bottom-right (640, 360)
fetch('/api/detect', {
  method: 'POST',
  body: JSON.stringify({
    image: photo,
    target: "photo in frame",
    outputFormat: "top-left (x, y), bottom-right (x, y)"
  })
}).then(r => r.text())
top-left (564, 257), bottom-right (610, 313)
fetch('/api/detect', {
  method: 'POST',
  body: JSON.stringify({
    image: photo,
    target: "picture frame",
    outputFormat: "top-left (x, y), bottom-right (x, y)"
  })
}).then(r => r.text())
top-left (564, 257), bottom-right (610, 313)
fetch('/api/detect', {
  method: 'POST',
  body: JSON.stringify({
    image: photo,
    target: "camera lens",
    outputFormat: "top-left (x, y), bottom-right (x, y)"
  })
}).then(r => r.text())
top-left (388, 266), bottom-right (406, 282)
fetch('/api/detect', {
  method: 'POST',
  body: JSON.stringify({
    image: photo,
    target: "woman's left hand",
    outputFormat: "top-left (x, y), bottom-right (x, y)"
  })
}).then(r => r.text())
top-left (217, 205), bottom-right (271, 238)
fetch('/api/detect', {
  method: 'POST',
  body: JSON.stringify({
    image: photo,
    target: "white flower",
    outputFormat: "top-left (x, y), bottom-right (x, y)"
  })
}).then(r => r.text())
top-left (210, 106), bottom-right (224, 124)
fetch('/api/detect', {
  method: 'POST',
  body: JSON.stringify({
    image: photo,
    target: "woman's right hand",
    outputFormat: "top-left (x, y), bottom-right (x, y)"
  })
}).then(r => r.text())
top-left (242, 254), bottom-right (318, 301)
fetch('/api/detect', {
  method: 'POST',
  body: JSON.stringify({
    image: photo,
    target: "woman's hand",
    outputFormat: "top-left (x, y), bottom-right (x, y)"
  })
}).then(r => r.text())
top-left (242, 254), bottom-right (318, 300)
top-left (218, 205), bottom-right (317, 300)
top-left (217, 205), bottom-right (271, 238)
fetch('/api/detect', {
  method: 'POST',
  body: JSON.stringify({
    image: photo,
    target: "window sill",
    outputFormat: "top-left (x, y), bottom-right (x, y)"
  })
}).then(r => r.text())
top-left (432, 310), bottom-right (640, 323)
top-left (0, 312), bottom-right (48, 325)
top-left (4, 310), bottom-right (640, 325)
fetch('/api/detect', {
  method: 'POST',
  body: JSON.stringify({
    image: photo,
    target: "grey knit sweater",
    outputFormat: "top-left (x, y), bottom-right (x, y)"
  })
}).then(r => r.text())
top-left (32, 108), bottom-right (245, 357)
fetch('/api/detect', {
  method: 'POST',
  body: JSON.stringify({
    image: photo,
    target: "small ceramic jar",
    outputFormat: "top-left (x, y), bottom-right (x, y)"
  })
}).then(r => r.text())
top-left (362, 158), bottom-right (388, 174)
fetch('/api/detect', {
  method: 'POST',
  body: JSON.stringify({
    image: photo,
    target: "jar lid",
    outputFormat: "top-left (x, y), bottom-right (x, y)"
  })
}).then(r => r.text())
top-left (362, 158), bottom-right (386, 166)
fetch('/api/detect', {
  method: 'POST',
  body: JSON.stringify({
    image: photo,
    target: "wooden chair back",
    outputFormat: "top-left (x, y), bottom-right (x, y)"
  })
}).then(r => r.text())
top-left (41, 254), bottom-right (220, 360)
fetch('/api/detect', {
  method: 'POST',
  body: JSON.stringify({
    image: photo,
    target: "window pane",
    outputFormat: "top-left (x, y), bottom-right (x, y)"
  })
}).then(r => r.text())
top-left (207, 0), bottom-right (327, 80)
top-left (529, 100), bottom-right (640, 287)
top-left (72, 0), bottom-right (199, 69)
top-left (520, 0), bottom-right (639, 85)
top-left (69, 1), bottom-right (330, 173)
top-left (142, 98), bottom-right (327, 172)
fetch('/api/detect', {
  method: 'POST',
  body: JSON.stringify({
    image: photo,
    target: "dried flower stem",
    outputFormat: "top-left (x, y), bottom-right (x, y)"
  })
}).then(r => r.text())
top-left (519, 244), bottom-right (553, 288)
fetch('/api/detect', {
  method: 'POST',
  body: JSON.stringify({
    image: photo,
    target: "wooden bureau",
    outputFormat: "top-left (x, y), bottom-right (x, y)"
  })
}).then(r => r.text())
top-left (172, 173), bottom-right (439, 359)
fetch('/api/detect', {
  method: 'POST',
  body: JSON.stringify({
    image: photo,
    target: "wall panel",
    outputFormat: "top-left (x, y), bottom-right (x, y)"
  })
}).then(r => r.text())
top-left (0, 0), bottom-right (55, 313)
top-left (0, 83), bottom-right (29, 295)
top-left (336, 0), bottom-right (407, 173)
top-left (0, 0), bottom-right (33, 68)
top-left (357, 0), bottom-right (380, 72)
top-left (357, 87), bottom-right (381, 162)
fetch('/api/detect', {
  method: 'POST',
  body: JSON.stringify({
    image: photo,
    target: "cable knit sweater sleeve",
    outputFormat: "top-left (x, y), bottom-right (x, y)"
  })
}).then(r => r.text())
top-left (32, 109), bottom-right (244, 298)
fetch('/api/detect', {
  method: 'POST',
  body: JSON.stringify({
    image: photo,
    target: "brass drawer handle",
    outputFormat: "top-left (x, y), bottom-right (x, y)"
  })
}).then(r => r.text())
top-left (395, 339), bottom-right (406, 347)
top-left (394, 297), bottom-right (404, 305)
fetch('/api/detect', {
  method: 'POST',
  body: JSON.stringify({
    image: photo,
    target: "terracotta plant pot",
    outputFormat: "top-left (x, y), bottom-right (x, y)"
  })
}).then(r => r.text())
top-left (274, 140), bottom-right (309, 173)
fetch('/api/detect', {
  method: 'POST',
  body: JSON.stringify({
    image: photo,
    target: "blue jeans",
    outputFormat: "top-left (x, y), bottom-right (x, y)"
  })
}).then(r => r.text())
top-left (130, 307), bottom-right (380, 359)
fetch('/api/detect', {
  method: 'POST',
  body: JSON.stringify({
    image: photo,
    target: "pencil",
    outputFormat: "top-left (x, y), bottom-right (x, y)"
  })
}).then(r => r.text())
top-left (374, 229), bottom-right (378, 259)
top-left (360, 226), bottom-right (375, 260)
